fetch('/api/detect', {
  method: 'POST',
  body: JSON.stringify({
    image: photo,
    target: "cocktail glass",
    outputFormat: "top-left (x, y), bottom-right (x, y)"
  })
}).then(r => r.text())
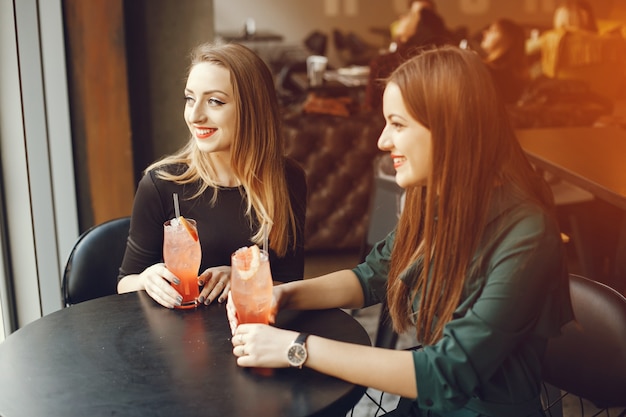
top-left (231, 247), bottom-right (273, 375)
top-left (163, 218), bottom-right (201, 309)
top-left (230, 248), bottom-right (273, 324)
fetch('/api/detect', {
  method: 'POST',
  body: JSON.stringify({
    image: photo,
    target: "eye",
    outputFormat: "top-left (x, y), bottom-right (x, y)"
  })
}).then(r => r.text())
top-left (208, 97), bottom-right (225, 106)
top-left (184, 95), bottom-right (195, 106)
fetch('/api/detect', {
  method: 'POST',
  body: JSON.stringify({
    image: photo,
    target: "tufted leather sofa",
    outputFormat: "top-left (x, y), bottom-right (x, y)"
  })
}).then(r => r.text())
top-left (282, 112), bottom-right (385, 252)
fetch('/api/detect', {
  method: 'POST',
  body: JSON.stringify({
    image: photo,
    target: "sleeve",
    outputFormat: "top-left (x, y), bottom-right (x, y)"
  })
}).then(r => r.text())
top-left (352, 230), bottom-right (395, 307)
top-left (118, 171), bottom-right (168, 280)
top-left (412, 210), bottom-right (565, 411)
top-left (269, 158), bottom-right (307, 282)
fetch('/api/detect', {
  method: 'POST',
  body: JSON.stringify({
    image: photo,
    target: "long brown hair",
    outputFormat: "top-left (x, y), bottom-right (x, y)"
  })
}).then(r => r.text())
top-left (385, 46), bottom-right (553, 344)
top-left (146, 42), bottom-right (298, 256)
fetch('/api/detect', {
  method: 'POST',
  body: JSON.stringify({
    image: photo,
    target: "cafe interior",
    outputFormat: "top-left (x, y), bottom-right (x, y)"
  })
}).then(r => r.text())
top-left (1, 0), bottom-right (626, 416)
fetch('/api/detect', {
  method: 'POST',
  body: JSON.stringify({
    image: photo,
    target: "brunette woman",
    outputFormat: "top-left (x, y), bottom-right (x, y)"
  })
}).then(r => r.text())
top-left (228, 46), bottom-right (572, 417)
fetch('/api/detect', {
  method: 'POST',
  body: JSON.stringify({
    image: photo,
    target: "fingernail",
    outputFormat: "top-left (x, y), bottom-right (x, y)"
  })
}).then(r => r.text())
top-left (204, 297), bottom-right (212, 305)
top-left (197, 295), bottom-right (205, 303)
top-left (176, 296), bottom-right (183, 305)
top-left (218, 297), bottom-right (224, 303)
top-left (174, 278), bottom-right (181, 285)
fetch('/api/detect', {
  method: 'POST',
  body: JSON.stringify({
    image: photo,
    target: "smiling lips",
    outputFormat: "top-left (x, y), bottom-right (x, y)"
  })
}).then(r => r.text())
top-left (391, 155), bottom-right (406, 169)
top-left (196, 128), bottom-right (216, 139)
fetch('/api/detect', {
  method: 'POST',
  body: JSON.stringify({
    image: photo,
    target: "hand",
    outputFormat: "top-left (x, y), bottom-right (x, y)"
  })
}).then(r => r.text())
top-left (227, 285), bottom-right (285, 335)
top-left (226, 292), bottom-right (238, 334)
top-left (197, 266), bottom-right (231, 305)
top-left (231, 324), bottom-right (298, 368)
top-left (140, 263), bottom-right (184, 309)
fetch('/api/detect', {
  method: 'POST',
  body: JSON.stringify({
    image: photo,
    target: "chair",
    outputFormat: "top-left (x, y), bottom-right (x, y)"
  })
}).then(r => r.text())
top-left (542, 274), bottom-right (626, 416)
top-left (61, 216), bottom-right (131, 307)
top-left (546, 173), bottom-right (596, 279)
top-left (359, 157), bottom-right (404, 349)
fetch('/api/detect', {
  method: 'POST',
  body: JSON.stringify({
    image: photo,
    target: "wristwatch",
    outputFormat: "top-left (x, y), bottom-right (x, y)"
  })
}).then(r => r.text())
top-left (287, 332), bottom-right (309, 368)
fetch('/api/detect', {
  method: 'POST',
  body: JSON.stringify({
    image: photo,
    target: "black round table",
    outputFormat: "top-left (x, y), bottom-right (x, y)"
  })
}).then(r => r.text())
top-left (0, 292), bottom-right (371, 417)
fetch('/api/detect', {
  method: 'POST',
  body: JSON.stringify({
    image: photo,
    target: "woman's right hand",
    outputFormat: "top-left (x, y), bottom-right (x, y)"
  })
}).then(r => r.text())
top-left (140, 263), bottom-right (184, 309)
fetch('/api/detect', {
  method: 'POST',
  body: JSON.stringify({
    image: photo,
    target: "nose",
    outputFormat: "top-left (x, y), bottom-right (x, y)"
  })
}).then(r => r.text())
top-left (377, 126), bottom-right (392, 151)
top-left (189, 101), bottom-right (207, 124)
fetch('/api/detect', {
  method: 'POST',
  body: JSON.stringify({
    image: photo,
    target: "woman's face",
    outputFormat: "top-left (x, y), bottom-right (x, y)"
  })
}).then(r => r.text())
top-left (184, 62), bottom-right (237, 154)
top-left (378, 82), bottom-right (432, 188)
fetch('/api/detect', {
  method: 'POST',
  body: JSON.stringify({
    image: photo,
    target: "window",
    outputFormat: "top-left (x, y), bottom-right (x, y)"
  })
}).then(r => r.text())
top-left (0, 0), bottom-right (78, 338)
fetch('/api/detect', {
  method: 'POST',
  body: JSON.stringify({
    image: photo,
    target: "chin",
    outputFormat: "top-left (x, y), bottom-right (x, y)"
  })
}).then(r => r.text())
top-left (194, 139), bottom-right (216, 153)
top-left (396, 173), bottom-right (427, 189)
top-left (394, 175), bottom-right (411, 189)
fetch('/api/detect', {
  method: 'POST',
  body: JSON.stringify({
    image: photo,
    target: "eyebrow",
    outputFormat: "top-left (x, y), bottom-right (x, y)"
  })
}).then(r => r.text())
top-left (184, 88), bottom-right (230, 97)
top-left (387, 113), bottom-right (408, 121)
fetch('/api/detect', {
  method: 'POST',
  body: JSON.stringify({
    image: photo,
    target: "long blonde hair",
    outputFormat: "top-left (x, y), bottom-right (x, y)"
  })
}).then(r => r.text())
top-left (385, 46), bottom-right (553, 345)
top-left (146, 42), bottom-right (298, 256)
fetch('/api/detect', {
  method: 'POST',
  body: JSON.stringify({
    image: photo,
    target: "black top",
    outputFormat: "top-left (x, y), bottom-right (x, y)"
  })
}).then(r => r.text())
top-left (119, 158), bottom-right (307, 282)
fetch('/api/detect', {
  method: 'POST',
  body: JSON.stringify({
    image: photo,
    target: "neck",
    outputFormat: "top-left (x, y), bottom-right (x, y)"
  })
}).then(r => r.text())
top-left (206, 152), bottom-right (240, 187)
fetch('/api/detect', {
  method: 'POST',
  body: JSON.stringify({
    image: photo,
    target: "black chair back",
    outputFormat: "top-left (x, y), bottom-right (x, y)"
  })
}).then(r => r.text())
top-left (360, 157), bottom-right (403, 349)
top-left (62, 217), bottom-right (130, 307)
top-left (542, 274), bottom-right (626, 408)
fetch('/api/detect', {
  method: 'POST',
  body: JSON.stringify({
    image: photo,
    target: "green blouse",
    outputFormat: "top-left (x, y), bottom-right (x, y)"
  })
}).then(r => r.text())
top-left (352, 185), bottom-right (573, 417)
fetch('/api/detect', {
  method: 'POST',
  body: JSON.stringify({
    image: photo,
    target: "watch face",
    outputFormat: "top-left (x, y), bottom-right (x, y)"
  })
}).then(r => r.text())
top-left (287, 344), bottom-right (307, 367)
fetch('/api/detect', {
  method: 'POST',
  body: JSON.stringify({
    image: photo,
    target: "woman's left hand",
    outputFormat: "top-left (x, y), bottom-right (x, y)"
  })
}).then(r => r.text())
top-left (197, 266), bottom-right (231, 305)
top-left (231, 324), bottom-right (298, 368)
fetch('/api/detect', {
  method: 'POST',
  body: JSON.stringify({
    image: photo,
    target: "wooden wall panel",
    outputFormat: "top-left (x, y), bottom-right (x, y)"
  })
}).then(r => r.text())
top-left (63, 0), bottom-right (135, 229)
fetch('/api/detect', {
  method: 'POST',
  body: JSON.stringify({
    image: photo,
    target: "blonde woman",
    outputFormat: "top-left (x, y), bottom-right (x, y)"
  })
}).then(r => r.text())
top-left (118, 43), bottom-right (306, 309)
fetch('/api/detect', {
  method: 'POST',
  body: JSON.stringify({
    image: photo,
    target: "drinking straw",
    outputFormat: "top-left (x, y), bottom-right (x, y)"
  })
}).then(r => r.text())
top-left (173, 193), bottom-right (180, 218)
top-left (263, 223), bottom-right (268, 254)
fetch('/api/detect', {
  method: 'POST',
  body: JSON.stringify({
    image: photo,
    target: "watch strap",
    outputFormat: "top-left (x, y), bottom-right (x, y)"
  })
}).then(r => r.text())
top-left (295, 332), bottom-right (309, 346)
top-left (287, 333), bottom-right (310, 368)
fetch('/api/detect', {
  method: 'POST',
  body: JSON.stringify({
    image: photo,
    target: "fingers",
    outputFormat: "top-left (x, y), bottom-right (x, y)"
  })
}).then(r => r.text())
top-left (231, 332), bottom-right (244, 347)
top-left (198, 279), bottom-right (228, 305)
top-left (231, 325), bottom-right (295, 369)
top-left (268, 297), bottom-right (278, 324)
top-left (268, 286), bottom-right (284, 324)
top-left (142, 264), bottom-right (183, 309)
top-left (231, 328), bottom-right (255, 366)
top-left (231, 330), bottom-right (247, 358)
top-left (226, 293), bottom-right (239, 335)
top-left (198, 267), bottom-right (231, 305)
top-left (232, 338), bottom-right (255, 367)
top-left (234, 344), bottom-right (247, 357)
top-left (219, 282), bottom-right (230, 303)
top-left (153, 263), bottom-right (180, 285)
